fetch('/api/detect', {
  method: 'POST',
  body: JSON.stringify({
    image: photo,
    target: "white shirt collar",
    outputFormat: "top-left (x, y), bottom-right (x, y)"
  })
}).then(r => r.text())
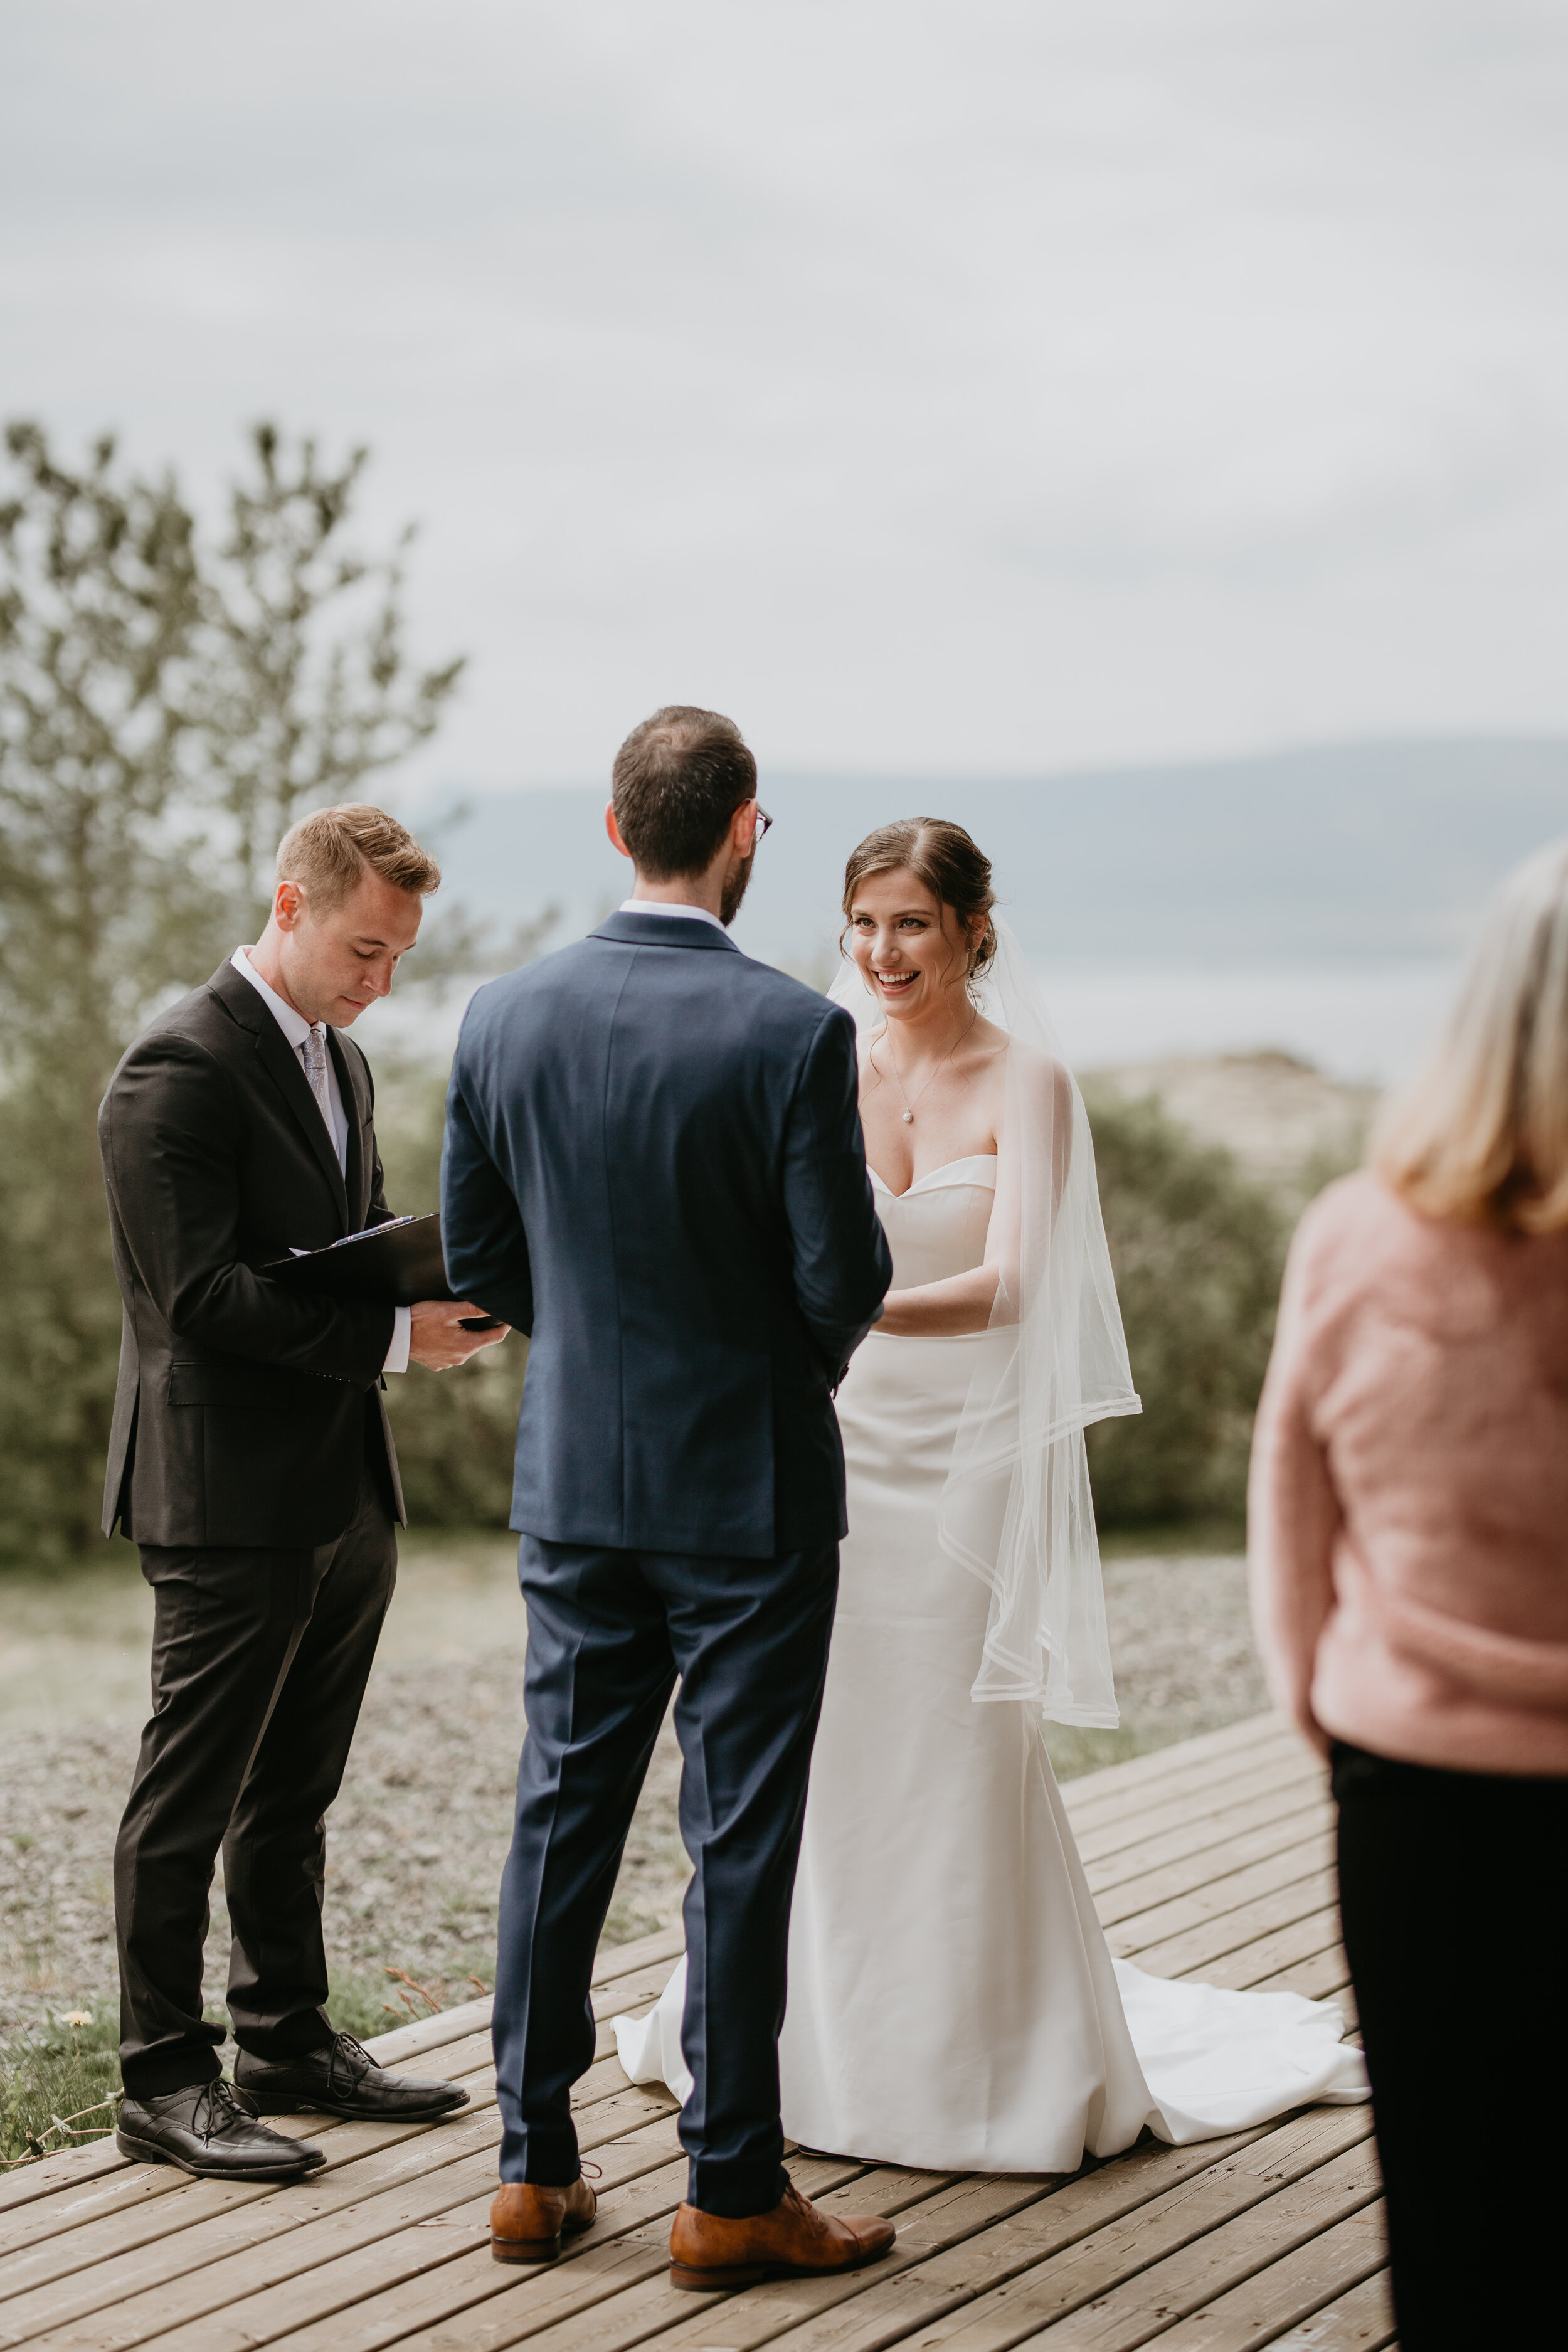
top-left (617, 898), bottom-right (726, 934)
top-left (230, 946), bottom-right (316, 1049)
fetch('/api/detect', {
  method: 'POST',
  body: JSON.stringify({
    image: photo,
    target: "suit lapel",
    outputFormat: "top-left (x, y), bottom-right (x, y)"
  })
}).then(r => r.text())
top-left (330, 1030), bottom-right (371, 1228)
top-left (208, 963), bottom-right (351, 1228)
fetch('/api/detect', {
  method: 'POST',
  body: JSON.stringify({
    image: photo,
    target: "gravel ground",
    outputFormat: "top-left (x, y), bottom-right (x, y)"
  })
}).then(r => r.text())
top-left (0, 1549), bottom-right (1265, 2048)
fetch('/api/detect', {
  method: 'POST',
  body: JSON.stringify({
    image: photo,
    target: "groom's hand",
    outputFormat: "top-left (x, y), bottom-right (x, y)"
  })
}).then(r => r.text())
top-left (408, 1299), bottom-right (511, 1371)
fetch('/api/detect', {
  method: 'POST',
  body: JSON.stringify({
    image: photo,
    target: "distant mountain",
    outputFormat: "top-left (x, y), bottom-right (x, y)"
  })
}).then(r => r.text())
top-left (415, 736), bottom-right (1568, 970)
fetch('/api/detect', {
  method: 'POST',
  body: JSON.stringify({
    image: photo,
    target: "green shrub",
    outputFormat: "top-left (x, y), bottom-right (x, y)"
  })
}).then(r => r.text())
top-left (1083, 1088), bottom-right (1287, 1528)
top-left (0, 2006), bottom-right (120, 2164)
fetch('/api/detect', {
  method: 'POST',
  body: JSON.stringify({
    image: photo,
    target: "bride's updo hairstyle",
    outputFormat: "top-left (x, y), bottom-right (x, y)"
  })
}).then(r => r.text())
top-left (841, 819), bottom-right (999, 993)
top-left (1375, 835), bottom-right (1568, 1232)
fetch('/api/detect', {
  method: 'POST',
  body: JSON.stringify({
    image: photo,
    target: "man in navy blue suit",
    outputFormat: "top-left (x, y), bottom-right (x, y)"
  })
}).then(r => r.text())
top-left (443, 707), bottom-right (895, 2289)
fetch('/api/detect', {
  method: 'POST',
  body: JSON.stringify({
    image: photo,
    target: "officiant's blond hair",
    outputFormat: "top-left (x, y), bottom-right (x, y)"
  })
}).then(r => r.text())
top-left (276, 804), bottom-right (441, 911)
top-left (1375, 835), bottom-right (1568, 1233)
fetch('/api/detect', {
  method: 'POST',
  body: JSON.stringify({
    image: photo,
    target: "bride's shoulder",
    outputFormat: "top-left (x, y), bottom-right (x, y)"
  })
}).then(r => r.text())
top-left (996, 1032), bottom-right (1076, 1121)
top-left (980, 1025), bottom-right (1057, 1083)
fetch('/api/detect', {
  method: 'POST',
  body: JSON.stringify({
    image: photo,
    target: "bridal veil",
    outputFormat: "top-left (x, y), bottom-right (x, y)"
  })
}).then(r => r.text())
top-left (830, 915), bottom-right (1140, 1725)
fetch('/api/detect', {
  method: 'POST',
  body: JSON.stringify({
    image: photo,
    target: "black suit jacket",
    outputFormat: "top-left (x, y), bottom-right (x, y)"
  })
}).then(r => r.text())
top-left (98, 959), bottom-right (406, 1547)
top-left (442, 911), bottom-right (892, 1559)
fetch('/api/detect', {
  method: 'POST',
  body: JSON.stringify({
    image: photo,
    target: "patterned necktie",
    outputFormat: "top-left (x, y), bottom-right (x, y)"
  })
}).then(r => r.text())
top-left (300, 1024), bottom-right (335, 1141)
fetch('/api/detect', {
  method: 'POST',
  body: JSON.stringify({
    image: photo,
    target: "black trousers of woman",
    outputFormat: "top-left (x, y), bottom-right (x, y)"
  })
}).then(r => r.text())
top-left (1332, 1740), bottom-right (1568, 2350)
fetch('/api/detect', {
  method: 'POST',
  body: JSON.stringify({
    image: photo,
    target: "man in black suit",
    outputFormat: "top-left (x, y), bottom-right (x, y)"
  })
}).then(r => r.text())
top-left (443, 708), bottom-right (896, 2286)
top-left (100, 803), bottom-right (507, 2181)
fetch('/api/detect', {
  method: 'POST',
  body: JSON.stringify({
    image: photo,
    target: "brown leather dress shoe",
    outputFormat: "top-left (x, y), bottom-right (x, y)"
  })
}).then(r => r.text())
top-left (490, 2176), bottom-right (598, 2263)
top-left (669, 2180), bottom-right (896, 2289)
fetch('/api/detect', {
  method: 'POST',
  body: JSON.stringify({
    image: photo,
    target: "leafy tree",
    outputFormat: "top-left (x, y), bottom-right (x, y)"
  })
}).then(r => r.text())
top-left (0, 426), bottom-right (218, 1555)
top-left (1083, 1088), bottom-right (1288, 1529)
top-left (0, 420), bottom-right (465, 1562)
top-left (199, 425), bottom-right (463, 915)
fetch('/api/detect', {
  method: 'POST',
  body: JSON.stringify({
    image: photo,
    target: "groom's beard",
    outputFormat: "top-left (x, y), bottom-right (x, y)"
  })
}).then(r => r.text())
top-left (719, 852), bottom-right (755, 928)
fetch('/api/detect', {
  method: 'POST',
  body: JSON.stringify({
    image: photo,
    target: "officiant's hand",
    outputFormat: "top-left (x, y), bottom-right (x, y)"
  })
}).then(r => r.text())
top-left (409, 1299), bottom-right (511, 1371)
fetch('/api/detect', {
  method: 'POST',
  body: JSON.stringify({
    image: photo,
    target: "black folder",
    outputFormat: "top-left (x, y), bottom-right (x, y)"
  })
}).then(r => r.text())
top-left (263, 1214), bottom-right (500, 1327)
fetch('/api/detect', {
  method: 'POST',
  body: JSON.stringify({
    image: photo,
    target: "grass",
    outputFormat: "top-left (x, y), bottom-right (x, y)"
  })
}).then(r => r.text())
top-left (0, 1966), bottom-right (490, 2172)
top-left (1042, 1723), bottom-right (1156, 1781)
top-left (0, 2004), bottom-right (120, 2166)
top-left (327, 1959), bottom-right (494, 2043)
top-left (1098, 1517), bottom-right (1246, 1559)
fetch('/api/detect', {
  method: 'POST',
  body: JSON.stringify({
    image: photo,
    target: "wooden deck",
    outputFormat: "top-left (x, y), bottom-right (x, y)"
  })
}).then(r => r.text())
top-left (0, 1713), bottom-right (1393, 2352)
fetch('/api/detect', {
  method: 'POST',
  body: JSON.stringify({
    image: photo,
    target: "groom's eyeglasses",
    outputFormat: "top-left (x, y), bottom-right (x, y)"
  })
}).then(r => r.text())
top-left (753, 805), bottom-right (774, 847)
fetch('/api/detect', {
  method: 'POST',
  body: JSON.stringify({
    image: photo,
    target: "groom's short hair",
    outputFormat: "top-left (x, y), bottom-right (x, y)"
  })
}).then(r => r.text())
top-left (612, 707), bottom-right (757, 881)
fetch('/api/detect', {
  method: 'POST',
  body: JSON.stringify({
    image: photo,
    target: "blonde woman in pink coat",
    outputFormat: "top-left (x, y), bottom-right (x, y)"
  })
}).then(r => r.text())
top-left (1249, 837), bottom-right (1568, 2352)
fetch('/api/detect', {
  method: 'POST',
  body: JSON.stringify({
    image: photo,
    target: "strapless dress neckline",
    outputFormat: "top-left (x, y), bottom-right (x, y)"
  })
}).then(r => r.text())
top-left (868, 1153), bottom-right (998, 1200)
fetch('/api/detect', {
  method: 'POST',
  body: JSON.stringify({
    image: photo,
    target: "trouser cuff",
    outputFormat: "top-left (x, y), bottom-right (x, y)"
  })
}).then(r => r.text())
top-left (232, 2008), bottom-right (336, 2060)
top-left (499, 2122), bottom-right (581, 2186)
top-left (120, 2050), bottom-right (224, 2101)
top-left (686, 2156), bottom-right (791, 2218)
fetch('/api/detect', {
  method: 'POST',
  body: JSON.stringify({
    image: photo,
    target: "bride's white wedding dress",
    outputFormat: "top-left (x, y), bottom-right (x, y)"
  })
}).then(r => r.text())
top-left (615, 1154), bottom-right (1366, 2171)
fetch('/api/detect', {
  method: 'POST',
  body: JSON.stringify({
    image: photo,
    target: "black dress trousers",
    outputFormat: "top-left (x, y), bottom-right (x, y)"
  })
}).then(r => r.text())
top-left (1332, 1740), bottom-right (1568, 2352)
top-left (114, 1439), bottom-right (398, 2099)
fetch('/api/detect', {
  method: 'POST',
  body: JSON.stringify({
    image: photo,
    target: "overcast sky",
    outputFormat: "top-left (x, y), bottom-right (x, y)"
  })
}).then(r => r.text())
top-left (4, 1), bottom-right (1565, 787)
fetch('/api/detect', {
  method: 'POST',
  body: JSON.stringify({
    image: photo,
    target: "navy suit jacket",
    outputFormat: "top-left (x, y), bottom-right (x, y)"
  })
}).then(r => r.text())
top-left (442, 911), bottom-right (892, 1559)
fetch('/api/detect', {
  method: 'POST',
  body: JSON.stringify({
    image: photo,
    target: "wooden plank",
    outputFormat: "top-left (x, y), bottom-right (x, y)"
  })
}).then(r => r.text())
top-left (1100, 1836), bottom-right (1337, 1956)
top-left (1116, 1869), bottom-right (1339, 1976)
top-left (1070, 1754), bottom-right (1323, 1873)
top-left (0, 2104), bottom-right (508, 2341)
top-left (1064, 1773), bottom-right (1306, 1860)
top-left (0, 2109), bottom-right (386, 2270)
top-left (1053, 1731), bottom-right (1316, 1835)
top-left (1091, 1802), bottom-right (1332, 1924)
top-left (0, 2060), bottom-right (674, 2346)
top-left (1056, 1717), bottom-right (1291, 1809)
top-left (1013, 2139), bottom-right (1382, 2346)
top-left (197, 2124), bottom-right (702, 2352)
top-left (1084, 1786), bottom-right (1332, 1904)
top-left (1248, 2269), bottom-right (1395, 2351)
top-left (0, 2143), bottom-right (130, 2223)
top-left (632, 2112), bottom-right (1369, 2352)
top-left (439, 2173), bottom-right (1067, 2352)
top-left (1177, 1908), bottom-right (1347, 1993)
top-left (341, 2161), bottom-right (971, 2352)
top-left (0, 1928), bottom-right (676, 2225)
top-left (1147, 2206), bottom-right (1390, 2351)
top-left (3, 1717), bottom-right (1387, 2352)
top-left (0, 1983), bottom-right (678, 2277)
top-left (1245, 1951), bottom-right (1350, 2004)
top-left (363, 1998), bottom-right (494, 2067)
top-left (755, 2112), bottom-right (1374, 2352)
top-left (590, 1927), bottom-right (687, 1992)
top-left (139, 2154), bottom-right (896, 2352)
top-left (0, 2008), bottom-right (497, 2235)
top-left (0, 2032), bottom-right (509, 2277)
top-left (0, 2092), bottom-right (507, 2310)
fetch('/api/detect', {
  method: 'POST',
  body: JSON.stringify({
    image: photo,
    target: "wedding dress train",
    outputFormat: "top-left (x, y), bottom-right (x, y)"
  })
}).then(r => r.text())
top-left (615, 1157), bottom-right (1366, 2171)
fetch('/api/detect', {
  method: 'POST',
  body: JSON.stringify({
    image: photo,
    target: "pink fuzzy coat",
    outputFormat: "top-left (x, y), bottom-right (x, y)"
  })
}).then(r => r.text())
top-left (1248, 1170), bottom-right (1568, 1776)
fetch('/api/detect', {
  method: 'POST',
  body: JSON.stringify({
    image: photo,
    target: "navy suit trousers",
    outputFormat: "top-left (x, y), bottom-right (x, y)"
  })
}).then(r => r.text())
top-left (494, 1534), bottom-right (839, 2217)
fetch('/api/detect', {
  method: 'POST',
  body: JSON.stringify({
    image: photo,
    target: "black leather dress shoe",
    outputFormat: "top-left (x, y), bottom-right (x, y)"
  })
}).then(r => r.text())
top-left (117, 2080), bottom-right (326, 2180)
top-left (234, 2030), bottom-right (470, 2122)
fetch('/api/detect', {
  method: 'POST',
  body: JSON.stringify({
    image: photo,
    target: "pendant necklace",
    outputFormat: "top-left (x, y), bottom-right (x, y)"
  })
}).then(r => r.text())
top-left (874, 1010), bottom-right (976, 1123)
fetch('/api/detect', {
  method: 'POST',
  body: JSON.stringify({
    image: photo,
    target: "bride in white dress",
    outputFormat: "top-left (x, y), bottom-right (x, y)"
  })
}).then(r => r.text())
top-left (618, 819), bottom-right (1365, 2171)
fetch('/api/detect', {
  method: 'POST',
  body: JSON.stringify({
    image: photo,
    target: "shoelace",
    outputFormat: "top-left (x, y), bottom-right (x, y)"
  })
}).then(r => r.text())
top-left (326, 2032), bottom-right (375, 2100)
top-left (191, 2079), bottom-right (256, 2146)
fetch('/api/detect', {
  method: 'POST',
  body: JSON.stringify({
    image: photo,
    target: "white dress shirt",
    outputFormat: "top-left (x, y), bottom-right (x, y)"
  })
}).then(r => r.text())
top-left (230, 949), bottom-right (411, 1375)
top-left (617, 898), bottom-right (728, 932)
